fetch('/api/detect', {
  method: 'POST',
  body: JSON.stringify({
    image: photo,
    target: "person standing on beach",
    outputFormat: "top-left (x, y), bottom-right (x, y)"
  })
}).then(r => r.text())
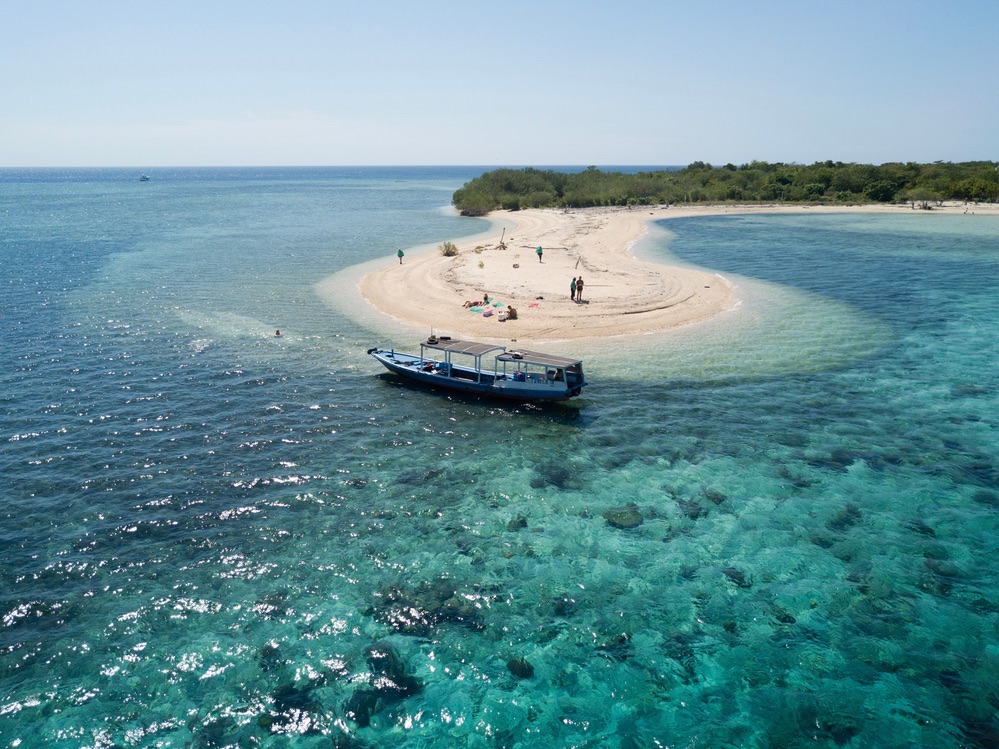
top-left (536, 245), bottom-right (543, 263)
top-left (397, 249), bottom-right (404, 264)
top-left (576, 276), bottom-right (584, 302)
top-left (570, 277), bottom-right (576, 301)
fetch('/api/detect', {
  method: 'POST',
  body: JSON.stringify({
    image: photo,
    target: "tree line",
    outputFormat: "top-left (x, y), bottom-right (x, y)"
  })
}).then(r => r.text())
top-left (451, 161), bottom-right (999, 215)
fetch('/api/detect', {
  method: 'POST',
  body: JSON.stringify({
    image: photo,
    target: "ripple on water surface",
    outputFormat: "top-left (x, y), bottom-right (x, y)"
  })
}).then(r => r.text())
top-left (2, 190), bottom-right (997, 747)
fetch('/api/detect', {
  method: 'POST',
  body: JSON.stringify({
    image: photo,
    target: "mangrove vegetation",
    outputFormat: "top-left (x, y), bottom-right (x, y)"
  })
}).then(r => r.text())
top-left (451, 161), bottom-right (999, 215)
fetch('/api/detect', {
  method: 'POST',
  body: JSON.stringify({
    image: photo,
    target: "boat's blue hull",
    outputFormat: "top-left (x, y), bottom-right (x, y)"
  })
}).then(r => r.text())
top-left (369, 349), bottom-right (582, 401)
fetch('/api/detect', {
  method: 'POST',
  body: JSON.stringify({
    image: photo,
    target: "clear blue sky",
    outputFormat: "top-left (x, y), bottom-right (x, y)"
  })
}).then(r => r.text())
top-left (3, 0), bottom-right (996, 167)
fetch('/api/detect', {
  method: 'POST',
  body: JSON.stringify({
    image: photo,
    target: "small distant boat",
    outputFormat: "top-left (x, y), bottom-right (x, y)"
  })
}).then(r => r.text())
top-left (139, 174), bottom-right (150, 181)
top-left (368, 336), bottom-right (587, 401)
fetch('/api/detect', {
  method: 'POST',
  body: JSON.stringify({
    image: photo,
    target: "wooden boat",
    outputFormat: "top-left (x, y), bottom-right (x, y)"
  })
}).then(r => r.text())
top-left (367, 336), bottom-right (586, 401)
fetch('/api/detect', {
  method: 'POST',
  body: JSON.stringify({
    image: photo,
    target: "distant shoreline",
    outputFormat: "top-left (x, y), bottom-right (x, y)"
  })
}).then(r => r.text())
top-left (356, 201), bottom-right (998, 345)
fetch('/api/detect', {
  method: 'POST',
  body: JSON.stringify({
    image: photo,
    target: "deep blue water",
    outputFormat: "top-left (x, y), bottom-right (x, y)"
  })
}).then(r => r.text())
top-left (1, 169), bottom-right (997, 748)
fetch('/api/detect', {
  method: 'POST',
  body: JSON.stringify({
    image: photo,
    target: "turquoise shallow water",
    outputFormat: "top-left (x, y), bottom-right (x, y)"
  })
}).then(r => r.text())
top-left (1, 169), bottom-right (997, 748)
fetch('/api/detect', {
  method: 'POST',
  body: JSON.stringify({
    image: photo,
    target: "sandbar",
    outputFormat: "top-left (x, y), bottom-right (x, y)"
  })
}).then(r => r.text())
top-left (358, 201), bottom-right (997, 344)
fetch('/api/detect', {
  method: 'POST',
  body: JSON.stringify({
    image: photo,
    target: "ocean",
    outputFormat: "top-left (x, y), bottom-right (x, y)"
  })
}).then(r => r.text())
top-left (1, 167), bottom-right (997, 748)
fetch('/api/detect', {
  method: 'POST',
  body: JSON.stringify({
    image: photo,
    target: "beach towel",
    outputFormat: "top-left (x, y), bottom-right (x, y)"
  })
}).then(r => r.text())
top-left (482, 308), bottom-right (493, 317)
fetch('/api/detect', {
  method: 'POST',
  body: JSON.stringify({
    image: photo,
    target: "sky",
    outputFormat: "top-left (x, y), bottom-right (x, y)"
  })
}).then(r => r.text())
top-left (2, 0), bottom-right (996, 167)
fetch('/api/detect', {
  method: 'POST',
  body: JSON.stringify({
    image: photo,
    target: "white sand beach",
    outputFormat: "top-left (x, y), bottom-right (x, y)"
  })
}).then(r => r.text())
top-left (358, 201), bottom-right (997, 344)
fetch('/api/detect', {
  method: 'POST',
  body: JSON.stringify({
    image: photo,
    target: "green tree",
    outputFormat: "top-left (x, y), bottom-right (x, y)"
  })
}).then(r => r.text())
top-left (900, 187), bottom-right (942, 209)
top-left (954, 177), bottom-right (999, 202)
top-left (865, 180), bottom-right (898, 203)
top-left (804, 183), bottom-right (827, 200)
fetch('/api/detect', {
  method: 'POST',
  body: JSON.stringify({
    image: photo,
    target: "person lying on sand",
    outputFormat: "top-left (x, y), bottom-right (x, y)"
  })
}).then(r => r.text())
top-left (463, 291), bottom-right (491, 308)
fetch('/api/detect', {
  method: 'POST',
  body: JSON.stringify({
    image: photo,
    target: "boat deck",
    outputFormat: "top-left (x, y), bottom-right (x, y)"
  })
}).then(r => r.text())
top-left (368, 338), bottom-right (586, 401)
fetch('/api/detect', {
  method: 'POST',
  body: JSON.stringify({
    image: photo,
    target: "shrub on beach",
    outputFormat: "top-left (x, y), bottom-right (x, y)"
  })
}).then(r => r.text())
top-left (440, 241), bottom-right (459, 257)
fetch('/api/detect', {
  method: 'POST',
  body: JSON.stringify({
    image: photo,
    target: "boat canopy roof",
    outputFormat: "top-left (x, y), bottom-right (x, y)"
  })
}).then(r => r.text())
top-left (422, 339), bottom-right (506, 357)
top-left (421, 338), bottom-right (582, 368)
top-left (497, 349), bottom-right (583, 368)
